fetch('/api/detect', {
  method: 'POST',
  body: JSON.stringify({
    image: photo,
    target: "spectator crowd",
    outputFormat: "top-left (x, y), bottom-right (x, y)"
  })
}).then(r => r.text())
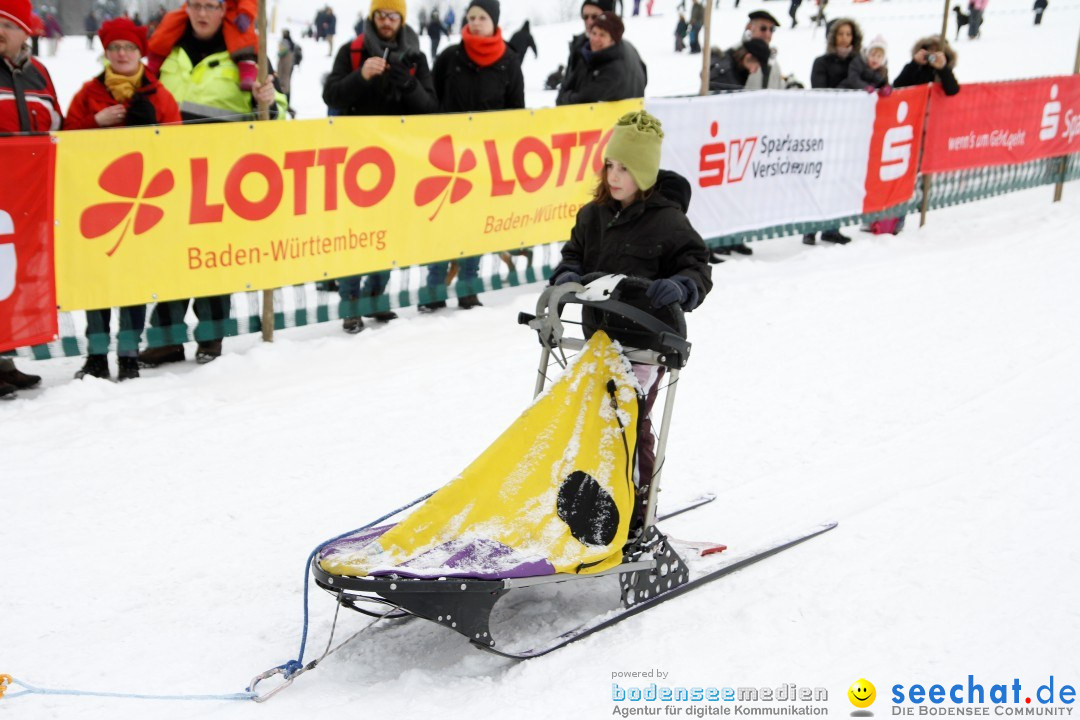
top-left (0, 0), bottom-right (971, 397)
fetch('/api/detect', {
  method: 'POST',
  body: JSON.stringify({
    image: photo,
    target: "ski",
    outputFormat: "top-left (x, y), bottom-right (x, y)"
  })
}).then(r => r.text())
top-left (476, 521), bottom-right (837, 659)
top-left (655, 492), bottom-right (716, 522)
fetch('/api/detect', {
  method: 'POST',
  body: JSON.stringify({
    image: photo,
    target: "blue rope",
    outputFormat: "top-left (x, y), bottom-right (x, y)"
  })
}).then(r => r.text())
top-left (275, 490), bottom-right (437, 678)
top-left (3, 678), bottom-right (254, 702)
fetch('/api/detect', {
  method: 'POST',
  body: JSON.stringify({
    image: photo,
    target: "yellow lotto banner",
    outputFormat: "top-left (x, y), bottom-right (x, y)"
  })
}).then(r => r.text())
top-left (53, 99), bottom-right (641, 311)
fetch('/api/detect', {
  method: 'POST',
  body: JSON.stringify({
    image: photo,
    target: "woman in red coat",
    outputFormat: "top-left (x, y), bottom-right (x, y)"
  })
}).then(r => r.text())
top-left (65, 17), bottom-right (181, 381)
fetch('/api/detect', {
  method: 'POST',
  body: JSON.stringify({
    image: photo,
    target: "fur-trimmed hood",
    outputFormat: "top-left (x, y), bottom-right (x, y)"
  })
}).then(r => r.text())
top-left (911, 35), bottom-right (957, 68)
top-left (826, 18), bottom-right (862, 55)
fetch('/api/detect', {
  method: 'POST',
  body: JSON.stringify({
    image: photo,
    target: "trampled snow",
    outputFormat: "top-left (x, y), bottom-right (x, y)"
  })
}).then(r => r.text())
top-left (3, 0), bottom-right (1079, 718)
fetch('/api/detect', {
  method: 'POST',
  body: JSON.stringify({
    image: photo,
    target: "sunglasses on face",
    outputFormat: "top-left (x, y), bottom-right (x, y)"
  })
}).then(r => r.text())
top-left (374, 10), bottom-right (402, 21)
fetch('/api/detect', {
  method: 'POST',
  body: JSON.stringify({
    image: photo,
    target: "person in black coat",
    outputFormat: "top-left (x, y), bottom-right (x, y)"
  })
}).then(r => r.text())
top-left (559, 1), bottom-right (647, 105)
top-left (556, 11), bottom-right (646, 105)
top-left (893, 35), bottom-right (960, 96)
top-left (551, 110), bottom-right (711, 495)
top-left (323, 0), bottom-right (438, 331)
top-left (810, 18), bottom-right (861, 91)
top-left (420, 0), bottom-right (525, 311)
top-left (1033, 0), bottom-right (1047, 24)
top-left (427, 10), bottom-right (445, 59)
top-left (803, 18), bottom-right (863, 246)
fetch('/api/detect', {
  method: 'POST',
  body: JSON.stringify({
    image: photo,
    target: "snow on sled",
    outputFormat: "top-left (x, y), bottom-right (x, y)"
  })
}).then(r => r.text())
top-left (311, 276), bottom-right (836, 657)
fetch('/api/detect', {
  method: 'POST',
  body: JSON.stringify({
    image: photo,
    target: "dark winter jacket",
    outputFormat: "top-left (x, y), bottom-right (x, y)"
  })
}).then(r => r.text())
top-left (323, 24), bottom-right (438, 116)
top-left (433, 41), bottom-right (525, 112)
top-left (557, 33), bottom-right (647, 106)
top-left (1034, 0), bottom-right (1047, 9)
top-left (556, 41), bottom-right (647, 106)
top-left (893, 36), bottom-right (960, 96)
top-left (810, 20), bottom-right (861, 89)
top-left (65, 69), bottom-right (182, 130)
top-left (690, 2), bottom-right (706, 25)
top-left (840, 54), bottom-right (888, 90)
top-left (0, 50), bottom-right (63, 132)
top-left (427, 17), bottom-right (445, 41)
top-left (553, 170), bottom-right (712, 307)
top-left (708, 48), bottom-right (748, 92)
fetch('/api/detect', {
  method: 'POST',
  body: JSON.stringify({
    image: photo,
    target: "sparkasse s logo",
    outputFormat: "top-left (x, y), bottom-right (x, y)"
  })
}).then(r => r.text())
top-left (1040, 84), bottom-right (1061, 141)
top-left (0, 210), bottom-right (15, 301)
top-left (699, 121), bottom-right (757, 187)
top-left (79, 153), bottom-right (174, 256)
top-left (879, 101), bottom-right (914, 182)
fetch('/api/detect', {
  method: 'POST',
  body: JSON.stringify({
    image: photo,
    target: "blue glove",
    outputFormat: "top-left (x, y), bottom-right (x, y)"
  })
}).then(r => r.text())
top-left (646, 276), bottom-right (700, 310)
top-left (552, 270), bottom-right (582, 286)
top-left (236, 13), bottom-right (253, 33)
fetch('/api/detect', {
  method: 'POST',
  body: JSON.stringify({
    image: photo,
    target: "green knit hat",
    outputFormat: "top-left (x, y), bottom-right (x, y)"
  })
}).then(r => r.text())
top-left (604, 110), bottom-right (664, 191)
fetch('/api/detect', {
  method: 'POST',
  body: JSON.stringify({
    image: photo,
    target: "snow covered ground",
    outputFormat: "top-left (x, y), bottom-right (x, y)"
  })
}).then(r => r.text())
top-left (3, 1), bottom-right (1080, 718)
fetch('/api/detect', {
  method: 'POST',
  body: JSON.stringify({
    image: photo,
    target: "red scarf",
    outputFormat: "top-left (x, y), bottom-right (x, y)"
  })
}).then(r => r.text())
top-left (462, 26), bottom-right (506, 67)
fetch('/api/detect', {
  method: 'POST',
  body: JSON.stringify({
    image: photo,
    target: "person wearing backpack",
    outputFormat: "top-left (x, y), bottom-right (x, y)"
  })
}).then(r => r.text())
top-left (323, 0), bottom-right (437, 333)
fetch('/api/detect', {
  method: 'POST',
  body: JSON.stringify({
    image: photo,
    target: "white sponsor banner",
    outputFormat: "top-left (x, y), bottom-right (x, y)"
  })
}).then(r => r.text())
top-left (646, 90), bottom-right (877, 238)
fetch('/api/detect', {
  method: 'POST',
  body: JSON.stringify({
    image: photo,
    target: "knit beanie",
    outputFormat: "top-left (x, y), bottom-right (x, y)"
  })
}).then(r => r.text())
top-left (865, 34), bottom-right (887, 59)
top-left (0, 0), bottom-right (33, 34)
top-left (592, 12), bottom-right (624, 44)
top-left (582, 0), bottom-right (615, 14)
top-left (370, 0), bottom-right (407, 22)
top-left (604, 111), bottom-right (664, 192)
top-left (467, 0), bottom-right (499, 27)
top-left (99, 17), bottom-right (148, 56)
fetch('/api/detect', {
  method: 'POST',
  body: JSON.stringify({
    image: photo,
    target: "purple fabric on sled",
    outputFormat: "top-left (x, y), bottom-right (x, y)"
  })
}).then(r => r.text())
top-left (370, 538), bottom-right (556, 580)
top-left (318, 523), bottom-right (396, 560)
top-left (318, 525), bottom-right (556, 580)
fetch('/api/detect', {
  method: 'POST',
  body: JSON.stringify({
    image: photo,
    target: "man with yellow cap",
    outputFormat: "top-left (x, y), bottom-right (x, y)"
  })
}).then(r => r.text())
top-left (324, 0), bottom-right (438, 333)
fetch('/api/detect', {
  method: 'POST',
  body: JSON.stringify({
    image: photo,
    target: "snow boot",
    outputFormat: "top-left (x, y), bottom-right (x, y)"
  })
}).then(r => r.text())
top-left (117, 356), bottom-right (140, 381)
top-left (418, 300), bottom-right (447, 313)
top-left (0, 379), bottom-right (17, 398)
top-left (802, 233), bottom-right (817, 245)
top-left (731, 243), bottom-right (753, 255)
top-left (237, 60), bottom-right (258, 91)
top-left (138, 344), bottom-right (185, 368)
top-left (342, 316), bottom-right (365, 334)
top-left (457, 294), bottom-right (483, 310)
top-left (364, 310), bottom-right (399, 323)
top-left (75, 354), bottom-right (110, 380)
top-left (0, 364), bottom-right (41, 389)
top-left (195, 340), bottom-right (222, 364)
top-left (821, 230), bottom-right (851, 245)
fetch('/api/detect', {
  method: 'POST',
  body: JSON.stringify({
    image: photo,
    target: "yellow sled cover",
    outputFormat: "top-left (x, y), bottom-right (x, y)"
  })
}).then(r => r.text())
top-left (319, 331), bottom-right (640, 580)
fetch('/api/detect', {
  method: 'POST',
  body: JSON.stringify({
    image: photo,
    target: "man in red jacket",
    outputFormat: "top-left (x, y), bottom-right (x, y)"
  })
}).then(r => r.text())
top-left (0, 0), bottom-right (61, 398)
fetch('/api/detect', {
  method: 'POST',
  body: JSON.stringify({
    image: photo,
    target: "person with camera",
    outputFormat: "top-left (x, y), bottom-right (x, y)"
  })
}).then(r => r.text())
top-left (323, 0), bottom-right (437, 333)
top-left (893, 35), bottom-right (960, 96)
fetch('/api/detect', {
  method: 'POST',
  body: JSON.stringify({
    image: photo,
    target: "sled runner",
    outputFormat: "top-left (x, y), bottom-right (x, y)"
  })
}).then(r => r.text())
top-left (308, 276), bottom-right (836, 658)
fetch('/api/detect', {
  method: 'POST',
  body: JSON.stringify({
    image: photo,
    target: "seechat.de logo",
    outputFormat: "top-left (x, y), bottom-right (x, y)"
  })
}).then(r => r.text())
top-left (79, 153), bottom-right (174, 256)
top-left (850, 678), bottom-right (877, 715)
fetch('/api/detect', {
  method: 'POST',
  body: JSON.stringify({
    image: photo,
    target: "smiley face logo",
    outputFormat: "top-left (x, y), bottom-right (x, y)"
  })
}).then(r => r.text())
top-left (849, 679), bottom-right (876, 709)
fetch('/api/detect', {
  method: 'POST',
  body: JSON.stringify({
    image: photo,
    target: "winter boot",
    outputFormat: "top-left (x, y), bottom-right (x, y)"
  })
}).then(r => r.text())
top-left (195, 340), bottom-right (222, 364)
top-left (0, 380), bottom-right (15, 399)
top-left (342, 316), bottom-right (365, 334)
top-left (237, 60), bottom-right (258, 91)
top-left (364, 310), bottom-right (399, 323)
top-left (821, 230), bottom-right (852, 245)
top-left (418, 300), bottom-right (447, 313)
top-left (731, 243), bottom-right (753, 255)
top-left (138, 344), bottom-right (185, 368)
top-left (457, 294), bottom-right (483, 309)
top-left (802, 233), bottom-right (817, 245)
top-left (0, 364), bottom-right (41, 389)
top-left (75, 354), bottom-right (110, 380)
top-left (117, 356), bottom-right (140, 381)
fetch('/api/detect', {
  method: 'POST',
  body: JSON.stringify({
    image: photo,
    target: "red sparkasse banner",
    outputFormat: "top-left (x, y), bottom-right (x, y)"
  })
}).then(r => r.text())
top-left (922, 76), bottom-right (1080, 173)
top-left (0, 135), bottom-right (58, 353)
top-left (864, 85), bottom-right (930, 214)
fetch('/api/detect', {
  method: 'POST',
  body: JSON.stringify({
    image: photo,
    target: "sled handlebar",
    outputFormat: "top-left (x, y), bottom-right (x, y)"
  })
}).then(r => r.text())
top-left (521, 275), bottom-right (692, 370)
